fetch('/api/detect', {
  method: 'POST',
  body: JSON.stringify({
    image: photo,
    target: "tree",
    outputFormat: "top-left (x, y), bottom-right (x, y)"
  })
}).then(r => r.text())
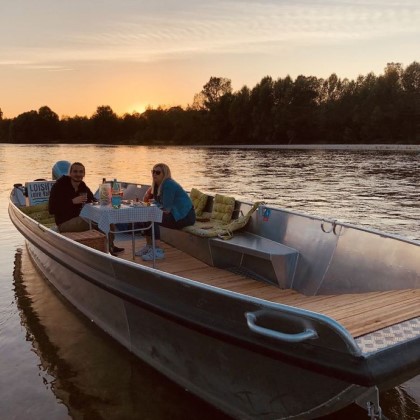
top-left (10, 110), bottom-right (39, 143)
top-left (401, 61), bottom-right (420, 92)
top-left (3, 62), bottom-right (419, 145)
top-left (287, 75), bottom-right (321, 143)
top-left (201, 77), bottom-right (232, 110)
top-left (91, 105), bottom-right (119, 142)
top-left (318, 75), bottom-right (355, 143)
top-left (272, 76), bottom-right (294, 143)
top-left (0, 108), bottom-right (8, 142)
top-left (37, 106), bottom-right (60, 141)
top-left (9, 106), bottom-right (60, 143)
top-left (191, 92), bottom-right (206, 111)
top-left (319, 74), bottom-right (343, 103)
top-left (250, 76), bottom-right (275, 143)
top-left (401, 62), bottom-right (420, 142)
top-left (61, 115), bottom-right (91, 143)
top-left (228, 86), bottom-right (252, 144)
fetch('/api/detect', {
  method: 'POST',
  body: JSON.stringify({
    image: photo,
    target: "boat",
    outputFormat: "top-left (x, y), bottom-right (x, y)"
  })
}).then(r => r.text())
top-left (9, 161), bottom-right (420, 419)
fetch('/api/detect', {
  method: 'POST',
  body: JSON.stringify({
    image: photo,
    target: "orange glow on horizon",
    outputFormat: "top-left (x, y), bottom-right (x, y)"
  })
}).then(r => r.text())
top-left (125, 103), bottom-right (148, 115)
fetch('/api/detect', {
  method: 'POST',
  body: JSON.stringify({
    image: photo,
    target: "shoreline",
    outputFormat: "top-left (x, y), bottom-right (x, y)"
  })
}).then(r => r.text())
top-left (1, 142), bottom-right (419, 151)
top-left (198, 144), bottom-right (420, 151)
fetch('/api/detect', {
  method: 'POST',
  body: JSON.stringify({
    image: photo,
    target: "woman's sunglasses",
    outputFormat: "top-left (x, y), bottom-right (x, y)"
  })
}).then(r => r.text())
top-left (151, 169), bottom-right (162, 175)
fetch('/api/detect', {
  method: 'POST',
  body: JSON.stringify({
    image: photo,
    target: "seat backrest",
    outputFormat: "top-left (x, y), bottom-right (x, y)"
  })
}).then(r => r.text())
top-left (122, 184), bottom-right (150, 200)
top-left (190, 188), bottom-right (210, 216)
top-left (210, 193), bottom-right (236, 224)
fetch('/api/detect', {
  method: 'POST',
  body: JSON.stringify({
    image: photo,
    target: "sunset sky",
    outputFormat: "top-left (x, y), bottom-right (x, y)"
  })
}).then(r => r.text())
top-left (1, 0), bottom-right (419, 119)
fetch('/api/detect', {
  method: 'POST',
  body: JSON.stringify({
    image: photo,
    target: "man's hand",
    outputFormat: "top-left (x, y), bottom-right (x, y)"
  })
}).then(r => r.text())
top-left (73, 194), bottom-right (87, 204)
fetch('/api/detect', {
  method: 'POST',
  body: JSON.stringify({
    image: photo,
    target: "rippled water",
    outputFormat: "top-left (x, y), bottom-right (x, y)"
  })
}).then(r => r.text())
top-left (0, 144), bottom-right (419, 419)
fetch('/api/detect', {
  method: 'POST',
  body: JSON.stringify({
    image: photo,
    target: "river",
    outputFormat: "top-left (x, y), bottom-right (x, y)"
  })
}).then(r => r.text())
top-left (0, 144), bottom-right (419, 419)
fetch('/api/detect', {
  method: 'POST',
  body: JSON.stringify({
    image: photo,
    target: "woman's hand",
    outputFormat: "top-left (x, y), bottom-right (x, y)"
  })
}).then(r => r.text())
top-left (143, 187), bottom-right (153, 203)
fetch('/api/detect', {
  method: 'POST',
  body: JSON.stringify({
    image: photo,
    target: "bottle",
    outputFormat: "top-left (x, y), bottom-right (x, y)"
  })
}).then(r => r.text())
top-left (99, 178), bottom-right (111, 206)
top-left (111, 178), bottom-right (121, 209)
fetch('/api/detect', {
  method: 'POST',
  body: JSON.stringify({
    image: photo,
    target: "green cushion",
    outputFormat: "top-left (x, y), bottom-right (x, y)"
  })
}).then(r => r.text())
top-left (20, 202), bottom-right (49, 214)
top-left (210, 194), bottom-right (235, 224)
top-left (21, 203), bottom-right (56, 227)
top-left (183, 201), bottom-right (263, 238)
top-left (190, 188), bottom-right (209, 217)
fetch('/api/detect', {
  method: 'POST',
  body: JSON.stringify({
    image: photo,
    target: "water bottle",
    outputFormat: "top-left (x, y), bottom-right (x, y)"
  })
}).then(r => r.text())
top-left (111, 179), bottom-right (121, 209)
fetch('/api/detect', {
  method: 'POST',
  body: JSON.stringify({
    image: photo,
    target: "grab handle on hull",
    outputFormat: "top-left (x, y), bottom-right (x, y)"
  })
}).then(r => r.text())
top-left (245, 311), bottom-right (318, 343)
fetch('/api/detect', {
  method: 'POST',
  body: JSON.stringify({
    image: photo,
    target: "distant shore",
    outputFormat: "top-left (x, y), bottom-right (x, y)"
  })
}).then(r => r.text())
top-left (199, 144), bottom-right (420, 151)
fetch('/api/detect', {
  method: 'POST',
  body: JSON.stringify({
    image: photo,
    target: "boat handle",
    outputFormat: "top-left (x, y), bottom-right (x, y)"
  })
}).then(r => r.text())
top-left (321, 219), bottom-right (336, 233)
top-left (245, 312), bottom-right (318, 343)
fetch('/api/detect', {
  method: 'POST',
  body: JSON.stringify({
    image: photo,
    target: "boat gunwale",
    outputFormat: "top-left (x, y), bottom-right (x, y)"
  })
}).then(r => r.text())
top-left (253, 202), bottom-right (420, 247)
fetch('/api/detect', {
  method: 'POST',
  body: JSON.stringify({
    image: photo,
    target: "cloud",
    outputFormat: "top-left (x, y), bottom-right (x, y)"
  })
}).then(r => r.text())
top-left (70, 1), bottom-right (420, 59)
top-left (0, 0), bottom-right (419, 68)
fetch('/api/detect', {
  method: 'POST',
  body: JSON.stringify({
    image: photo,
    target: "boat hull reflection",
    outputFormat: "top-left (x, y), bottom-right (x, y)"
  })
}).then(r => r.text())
top-left (13, 246), bottom-right (231, 420)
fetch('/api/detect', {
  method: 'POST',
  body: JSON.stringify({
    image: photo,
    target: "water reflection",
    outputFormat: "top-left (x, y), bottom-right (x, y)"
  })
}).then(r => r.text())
top-left (381, 387), bottom-right (420, 420)
top-left (13, 247), bottom-right (231, 420)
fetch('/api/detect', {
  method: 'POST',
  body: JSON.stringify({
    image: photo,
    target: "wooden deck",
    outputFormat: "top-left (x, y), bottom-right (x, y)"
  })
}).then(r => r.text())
top-left (116, 237), bottom-right (420, 339)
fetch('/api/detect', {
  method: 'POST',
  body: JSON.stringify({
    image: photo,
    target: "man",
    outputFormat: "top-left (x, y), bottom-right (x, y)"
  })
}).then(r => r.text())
top-left (48, 161), bottom-right (124, 255)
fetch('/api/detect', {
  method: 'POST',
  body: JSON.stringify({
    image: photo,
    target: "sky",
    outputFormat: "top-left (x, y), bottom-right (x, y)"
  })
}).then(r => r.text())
top-left (0, 0), bottom-right (419, 119)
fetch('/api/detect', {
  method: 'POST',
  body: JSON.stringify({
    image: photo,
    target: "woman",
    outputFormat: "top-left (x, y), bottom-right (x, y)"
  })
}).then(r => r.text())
top-left (137, 163), bottom-right (195, 261)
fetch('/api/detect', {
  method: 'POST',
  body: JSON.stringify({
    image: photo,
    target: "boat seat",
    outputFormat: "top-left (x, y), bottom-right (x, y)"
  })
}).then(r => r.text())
top-left (20, 202), bottom-right (56, 227)
top-left (209, 232), bottom-right (299, 288)
top-left (61, 230), bottom-right (107, 252)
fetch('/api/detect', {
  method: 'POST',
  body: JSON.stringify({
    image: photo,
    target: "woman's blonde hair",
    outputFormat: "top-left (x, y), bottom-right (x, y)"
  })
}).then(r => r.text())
top-left (152, 163), bottom-right (172, 197)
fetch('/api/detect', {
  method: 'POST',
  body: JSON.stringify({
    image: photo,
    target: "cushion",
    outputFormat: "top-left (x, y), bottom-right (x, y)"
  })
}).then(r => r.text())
top-left (183, 201), bottom-right (263, 238)
top-left (20, 202), bottom-right (49, 214)
top-left (210, 193), bottom-right (235, 224)
top-left (190, 188), bottom-right (209, 217)
top-left (20, 203), bottom-right (56, 227)
top-left (183, 220), bottom-right (227, 238)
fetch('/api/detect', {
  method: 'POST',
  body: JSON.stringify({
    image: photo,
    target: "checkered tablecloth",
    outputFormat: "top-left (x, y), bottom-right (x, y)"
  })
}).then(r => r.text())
top-left (80, 204), bottom-right (163, 234)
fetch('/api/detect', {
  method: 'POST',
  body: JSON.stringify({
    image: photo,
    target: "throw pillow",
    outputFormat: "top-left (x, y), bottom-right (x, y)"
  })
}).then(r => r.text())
top-left (190, 188), bottom-right (209, 216)
top-left (210, 194), bottom-right (235, 223)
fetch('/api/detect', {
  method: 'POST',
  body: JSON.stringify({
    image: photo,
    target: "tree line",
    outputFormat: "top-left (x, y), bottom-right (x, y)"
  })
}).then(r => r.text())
top-left (0, 62), bottom-right (419, 145)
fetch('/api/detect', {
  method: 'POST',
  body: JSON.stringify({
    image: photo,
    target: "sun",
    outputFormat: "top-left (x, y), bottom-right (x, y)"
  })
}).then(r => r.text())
top-left (125, 103), bottom-right (147, 115)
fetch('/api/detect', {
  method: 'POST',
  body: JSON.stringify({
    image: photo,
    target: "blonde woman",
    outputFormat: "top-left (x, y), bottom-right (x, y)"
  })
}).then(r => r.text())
top-left (137, 163), bottom-right (195, 260)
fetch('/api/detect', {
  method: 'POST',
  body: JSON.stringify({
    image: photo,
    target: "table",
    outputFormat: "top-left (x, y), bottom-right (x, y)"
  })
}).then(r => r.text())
top-left (80, 203), bottom-right (163, 264)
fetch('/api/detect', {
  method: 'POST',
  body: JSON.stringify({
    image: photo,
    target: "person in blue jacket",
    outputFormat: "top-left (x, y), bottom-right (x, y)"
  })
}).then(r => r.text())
top-left (137, 163), bottom-right (195, 261)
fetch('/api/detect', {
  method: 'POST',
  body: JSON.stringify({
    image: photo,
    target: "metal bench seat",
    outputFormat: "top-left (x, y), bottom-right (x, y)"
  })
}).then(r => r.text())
top-left (209, 232), bottom-right (299, 287)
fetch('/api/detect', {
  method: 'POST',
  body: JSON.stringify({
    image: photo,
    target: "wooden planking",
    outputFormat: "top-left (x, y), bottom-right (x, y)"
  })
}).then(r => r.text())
top-left (312, 291), bottom-right (419, 316)
top-left (116, 237), bottom-right (420, 338)
top-left (333, 295), bottom-right (420, 336)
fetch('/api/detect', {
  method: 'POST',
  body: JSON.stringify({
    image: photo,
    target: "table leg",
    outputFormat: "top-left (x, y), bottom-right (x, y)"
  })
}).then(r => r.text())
top-left (131, 222), bottom-right (135, 260)
top-left (151, 222), bottom-right (156, 268)
top-left (106, 232), bottom-right (110, 254)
